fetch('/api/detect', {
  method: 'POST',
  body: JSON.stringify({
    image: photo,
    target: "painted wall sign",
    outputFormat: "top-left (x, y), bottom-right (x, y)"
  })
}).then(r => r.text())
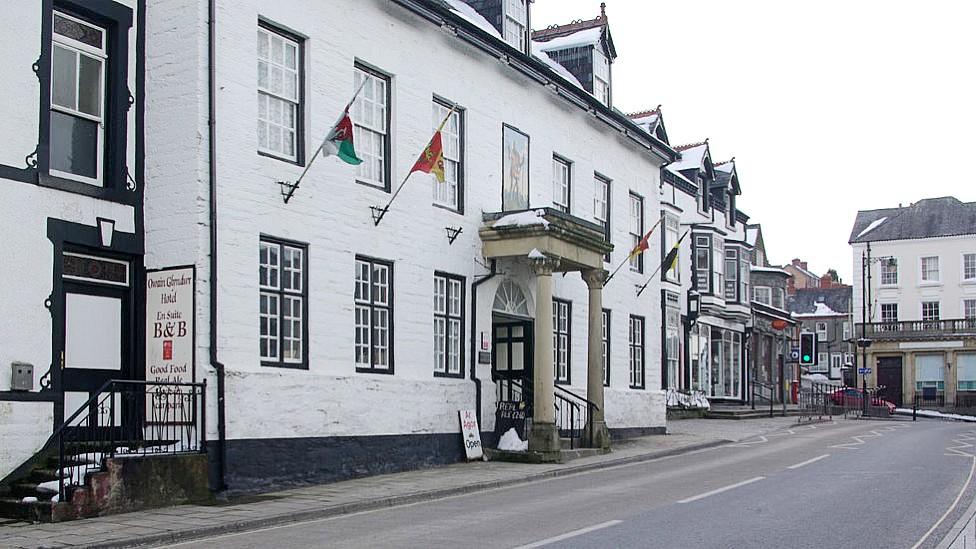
top-left (145, 266), bottom-right (196, 424)
top-left (495, 400), bottom-right (527, 439)
top-left (458, 409), bottom-right (483, 460)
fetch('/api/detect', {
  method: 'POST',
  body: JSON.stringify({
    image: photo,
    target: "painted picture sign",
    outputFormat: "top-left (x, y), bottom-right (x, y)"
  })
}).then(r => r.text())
top-left (502, 124), bottom-right (529, 211)
top-left (458, 409), bottom-right (483, 460)
top-left (145, 266), bottom-right (195, 424)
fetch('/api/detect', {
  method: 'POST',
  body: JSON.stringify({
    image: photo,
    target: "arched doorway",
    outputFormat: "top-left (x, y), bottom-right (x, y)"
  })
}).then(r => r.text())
top-left (491, 280), bottom-right (534, 417)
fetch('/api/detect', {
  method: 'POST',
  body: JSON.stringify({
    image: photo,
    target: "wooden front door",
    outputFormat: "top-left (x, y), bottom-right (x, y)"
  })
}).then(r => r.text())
top-left (492, 320), bottom-right (533, 414)
top-left (877, 356), bottom-right (903, 407)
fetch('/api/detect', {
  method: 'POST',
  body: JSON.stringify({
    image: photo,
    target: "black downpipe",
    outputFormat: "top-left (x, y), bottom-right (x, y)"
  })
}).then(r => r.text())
top-left (469, 260), bottom-right (497, 429)
top-left (208, 0), bottom-right (227, 492)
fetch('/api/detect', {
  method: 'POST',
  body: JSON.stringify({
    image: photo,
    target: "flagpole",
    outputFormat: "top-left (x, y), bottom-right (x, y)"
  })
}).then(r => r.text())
top-left (372, 104), bottom-right (457, 226)
top-left (604, 216), bottom-right (663, 285)
top-left (282, 80), bottom-right (368, 204)
top-left (636, 230), bottom-right (690, 297)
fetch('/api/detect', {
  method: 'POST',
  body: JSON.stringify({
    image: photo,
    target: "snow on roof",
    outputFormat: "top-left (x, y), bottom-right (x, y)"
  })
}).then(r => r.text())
top-left (855, 216), bottom-right (887, 239)
top-left (527, 248), bottom-right (546, 260)
top-left (668, 143), bottom-right (708, 172)
top-left (750, 265), bottom-right (789, 275)
top-left (537, 27), bottom-right (603, 52)
top-left (530, 41), bottom-right (585, 89)
top-left (714, 161), bottom-right (734, 174)
top-left (493, 209), bottom-right (551, 229)
top-left (629, 109), bottom-right (660, 129)
top-left (745, 226), bottom-right (758, 246)
top-left (442, 0), bottom-right (501, 39)
top-left (793, 301), bottom-right (847, 318)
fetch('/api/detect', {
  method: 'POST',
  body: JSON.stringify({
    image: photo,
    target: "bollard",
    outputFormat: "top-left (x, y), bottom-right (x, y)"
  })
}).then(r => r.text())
top-left (913, 402), bottom-right (917, 422)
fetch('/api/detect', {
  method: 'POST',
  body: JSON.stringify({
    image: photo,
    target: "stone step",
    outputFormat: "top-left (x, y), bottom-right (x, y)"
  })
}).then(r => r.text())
top-left (559, 448), bottom-right (608, 462)
top-left (0, 497), bottom-right (53, 523)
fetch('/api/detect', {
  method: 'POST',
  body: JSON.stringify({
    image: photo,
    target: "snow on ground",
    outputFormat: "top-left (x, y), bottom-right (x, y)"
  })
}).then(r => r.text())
top-left (856, 216), bottom-right (887, 239)
top-left (894, 408), bottom-right (976, 422)
top-left (666, 389), bottom-right (710, 409)
top-left (497, 428), bottom-right (528, 452)
top-left (493, 209), bottom-right (550, 229)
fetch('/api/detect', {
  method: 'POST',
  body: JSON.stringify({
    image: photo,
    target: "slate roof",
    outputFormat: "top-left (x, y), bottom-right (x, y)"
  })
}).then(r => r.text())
top-left (532, 5), bottom-right (616, 58)
top-left (848, 196), bottom-right (976, 243)
top-left (787, 286), bottom-right (853, 316)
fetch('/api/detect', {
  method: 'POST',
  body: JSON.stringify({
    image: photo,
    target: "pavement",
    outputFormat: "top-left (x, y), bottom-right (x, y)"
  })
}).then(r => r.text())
top-left (0, 416), bottom-right (816, 549)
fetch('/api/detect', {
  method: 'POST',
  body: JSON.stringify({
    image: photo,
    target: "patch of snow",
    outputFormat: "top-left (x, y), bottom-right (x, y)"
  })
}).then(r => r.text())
top-left (801, 374), bottom-right (842, 386)
top-left (715, 162), bottom-right (734, 173)
top-left (497, 427), bottom-right (528, 452)
top-left (493, 209), bottom-right (550, 229)
top-left (530, 41), bottom-right (585, 89)
top-left (527, 248), bottom-right (546, 260)
top-left (668, 144), bottom-right (708, 172)
top-left (745, 227), bottom-right (758, 246)
top-left (894, 408), bottom-right (976, 422)
top-left (794, 302), bottom-right (847, 318)
top-left (750, 265), bottom-right (789, 275)
top-left (536, 27), bottom-right (603, 52)
top-left (50, 493), bottom-right (59, 503)
top-left (21, 496), bottom-right (38, 503)
top-left (36, 480), bottom-right (60, 494)
top-left (441, 0), bottom-right (501, 39)
top-left (856, 217), bottom-right (887, 239)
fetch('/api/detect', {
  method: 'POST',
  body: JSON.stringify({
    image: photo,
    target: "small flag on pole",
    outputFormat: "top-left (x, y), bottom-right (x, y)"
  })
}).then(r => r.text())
top-left (321, 109), bottom-right (363, 166)
top-left (410, 131), bottom-right (445, 182)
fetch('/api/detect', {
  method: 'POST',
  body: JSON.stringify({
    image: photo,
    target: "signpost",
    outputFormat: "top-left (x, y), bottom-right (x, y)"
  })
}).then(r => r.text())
top-left (858, 367), bottom-right (872, 375)
top-left (145, 266), bottom-right (196, 424)
top-left (458, 410), bottom-right (483, 460)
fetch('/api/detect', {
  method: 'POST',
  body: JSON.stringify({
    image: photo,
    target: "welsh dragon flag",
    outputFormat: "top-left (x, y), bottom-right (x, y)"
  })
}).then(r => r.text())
top-left (321, 108), bottom-right (363, 165)
top-left (410, 131), bottom-right (446, 182)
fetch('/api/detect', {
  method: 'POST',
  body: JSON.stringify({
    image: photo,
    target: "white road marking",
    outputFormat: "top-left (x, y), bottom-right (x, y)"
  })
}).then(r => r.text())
top-left (910, 452), bottom-right (976, 549)
top-left (513, 520), bottom-right (623, 548)
top-left (677, 476), bottom-right (765, 504)
top-left (787, 454), bottom-right (830, 470)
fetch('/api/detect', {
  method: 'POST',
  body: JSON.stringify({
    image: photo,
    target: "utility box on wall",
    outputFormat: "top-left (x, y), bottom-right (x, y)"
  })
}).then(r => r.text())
top-left (10, 362), bottom-right (33, 391)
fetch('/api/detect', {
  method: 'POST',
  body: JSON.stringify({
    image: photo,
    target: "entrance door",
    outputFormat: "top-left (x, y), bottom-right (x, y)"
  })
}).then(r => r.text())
top-left (492, 320), bottom-right (533, 413)
top-left (60, 252), bottom-right (135, 431)
top-left (877, 357), bottom-right (903, 407)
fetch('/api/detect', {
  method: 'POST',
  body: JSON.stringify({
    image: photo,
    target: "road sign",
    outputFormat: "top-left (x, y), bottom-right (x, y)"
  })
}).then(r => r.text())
top-left (858, 367), bottom-right (871, 375)
top-left (790, 350), bottom-right (800, 360)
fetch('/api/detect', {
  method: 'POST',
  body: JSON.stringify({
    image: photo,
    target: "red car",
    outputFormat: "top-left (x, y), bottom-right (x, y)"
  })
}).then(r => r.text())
top-left (829, 388), bottom-right (896, 414)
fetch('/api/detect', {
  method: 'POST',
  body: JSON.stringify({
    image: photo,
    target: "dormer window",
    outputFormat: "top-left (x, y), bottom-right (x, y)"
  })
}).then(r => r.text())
top-left (697, 177), bottom-right (708, 214)
top-left (503, 0), bottom-right (528, 51)
top-left (593, 47), bottom-right (610, 106)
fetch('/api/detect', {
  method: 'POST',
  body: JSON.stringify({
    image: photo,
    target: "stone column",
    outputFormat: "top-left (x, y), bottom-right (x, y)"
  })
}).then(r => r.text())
top-left (581, 269), bottom-right (612, 449)
top-left (528, 257), bottom-right (560, 460)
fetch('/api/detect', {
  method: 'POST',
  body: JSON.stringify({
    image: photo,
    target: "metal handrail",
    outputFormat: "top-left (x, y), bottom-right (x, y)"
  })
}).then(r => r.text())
top-left (54, 379), bottom-right (207, 501)
top-left (750, 379), bottom-right (775, 417)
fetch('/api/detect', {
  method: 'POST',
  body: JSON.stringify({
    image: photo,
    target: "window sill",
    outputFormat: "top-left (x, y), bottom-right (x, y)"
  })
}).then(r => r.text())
top-left (37, 171), bottom-right (137, 204)
top-left (917, 282), bottom-right (943, 288)
top-left (432, 202), bottom-right (463, 215)
top-left (629, 384), bottom-right (645, 390)
top-left (260, 361), bottom-right (308, 370)
top-left (356, 179), bottom-right (391, 193)
top-left (258, 149), bottom-right (304, 167)
top-left (356, 366), bottom-right (394, 375)
top-left (433, 370), bottom-right (464, 379)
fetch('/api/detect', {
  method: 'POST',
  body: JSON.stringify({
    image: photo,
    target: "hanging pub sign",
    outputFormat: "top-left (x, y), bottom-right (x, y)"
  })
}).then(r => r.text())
top-left (145, 266), bottom-right (196, 424)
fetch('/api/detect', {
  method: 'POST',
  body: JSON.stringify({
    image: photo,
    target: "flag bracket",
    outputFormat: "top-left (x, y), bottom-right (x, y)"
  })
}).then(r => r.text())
top-left (370, 205), bottom-right (389, 226)
top-left (278, 180), bottom-right (300, 204)
top-left (445, 226), bottom-right (463, 245)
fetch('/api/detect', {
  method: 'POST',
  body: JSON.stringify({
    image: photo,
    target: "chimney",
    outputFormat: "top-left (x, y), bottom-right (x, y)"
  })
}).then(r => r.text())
top-left (820, 274), bottom-right (832, 288)
top-left (792, 259), bottom-right (801, 267)
top-left (801, 261), bottom-right (808, 271)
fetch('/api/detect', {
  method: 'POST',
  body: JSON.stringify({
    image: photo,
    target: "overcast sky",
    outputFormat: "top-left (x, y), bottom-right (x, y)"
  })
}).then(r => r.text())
top-left (532, 0), bottom-right (976, 282)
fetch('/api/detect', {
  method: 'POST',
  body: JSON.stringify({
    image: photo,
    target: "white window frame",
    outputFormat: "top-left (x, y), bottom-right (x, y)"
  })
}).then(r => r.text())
top-left (964, 253), bottom-right (976, 282)
top-left (880, 303), bottom-right (898, 328)
top-left (629, 315), bottom-right (645, 389)
top-left (816, 321), bottom-right (828, 341)
top-left (843, 321), bottom-right (851, 341)
top-left (694, 235), bottom-right (710, 293)
top-left (772, 287), bottom-right (785, 310)
top-left (353, 65), bottom-right (390, 190)
top-left (629, 193), bottom-right (644, 272)
top-left (50, 10), bottom-right (107, 186)
top-left (663, 213), bottom-right (680, 283)
top-left (665, 306), bottom-right (680, 390)
top-left (880, 258), bottom-right (898, 286)
top-left (431, 100), bottom-right (462, 210)
top-left (724, 247), bottom-right (738, 301)
top-left (818, 352), bottom-right (829, 367)
top-left (592, 47), bottom-right (610, 106)
top-left (257, 25), bottom-right (301, 162)
top-left (601, 309), bottom-right (610, 387)
top-left (963, 299), bottom-right (976, 321)
top-left (260, 238), bottom-right (306, 367)
top-left (753, 286), bottom-right (771, 306)
top-left (552, 299), bottom-right (571, 384)
top-left (712, 237), bottom-right (724, 298)
top-left (502, 0), bottom-right (527, 51)
top-left (958, 353), bottom-right (976, 392)
top-left (915, 354), bottom-right (945, 392)
top-left (355, 256), bottom-right (393, 372)
top-left (433, 273), bottom-right (464, 376)
top-left (921, 256), bottom-right (940, 284)
top-left (921, 300), bottom-right (941, 323)
top-left (552, 155), bottom-right (571, 213)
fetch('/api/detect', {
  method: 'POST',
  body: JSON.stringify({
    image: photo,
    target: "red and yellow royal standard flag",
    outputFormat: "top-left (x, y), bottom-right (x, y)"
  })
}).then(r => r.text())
top-left (410, 130), bottom-right (446, 183)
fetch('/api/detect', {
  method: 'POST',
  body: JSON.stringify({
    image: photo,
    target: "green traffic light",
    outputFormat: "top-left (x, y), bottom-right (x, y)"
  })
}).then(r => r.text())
top-left (803, 355), bottom-right (811, 361)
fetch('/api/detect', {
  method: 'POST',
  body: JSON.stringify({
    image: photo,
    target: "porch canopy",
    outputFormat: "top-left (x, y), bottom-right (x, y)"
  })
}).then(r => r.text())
top-left (479, 208), bottom-right (613, 456)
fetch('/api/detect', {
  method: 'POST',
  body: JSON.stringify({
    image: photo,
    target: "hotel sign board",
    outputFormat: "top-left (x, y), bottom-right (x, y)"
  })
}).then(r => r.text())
top-left (145, 266), bottom-right (196, 424)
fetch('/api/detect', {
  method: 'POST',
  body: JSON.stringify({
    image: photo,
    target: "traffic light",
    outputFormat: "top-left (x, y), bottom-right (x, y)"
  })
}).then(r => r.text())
top-left (799, 332), bottom-right (816, 365)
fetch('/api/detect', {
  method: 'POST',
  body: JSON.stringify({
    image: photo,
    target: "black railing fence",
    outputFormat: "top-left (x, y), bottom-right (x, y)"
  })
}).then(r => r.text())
top-left (750, 380), bottom-right (775, 418)
top-left (53, 380), bottom-right (206, 501)
top-left (797, 382), bottom-right (836, 420)
top-left (497, 379), bottom-right (598, 450)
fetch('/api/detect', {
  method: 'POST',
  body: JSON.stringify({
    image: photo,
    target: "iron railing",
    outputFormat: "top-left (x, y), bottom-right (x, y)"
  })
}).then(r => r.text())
top-left (52, 380), bottom-right (206, 501)
top-left (797, 382), bottom-right (836, 420)
top-left (861, 318), bottom-right (976, 339)
top-left (554, 385), bottom-right (598, 449)
top-left (914, 392), bottom-right (947, 409)
top-left (750, 380), bottom-right (775, 418)
top-left (831, 386), bottom-right (892, 418)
